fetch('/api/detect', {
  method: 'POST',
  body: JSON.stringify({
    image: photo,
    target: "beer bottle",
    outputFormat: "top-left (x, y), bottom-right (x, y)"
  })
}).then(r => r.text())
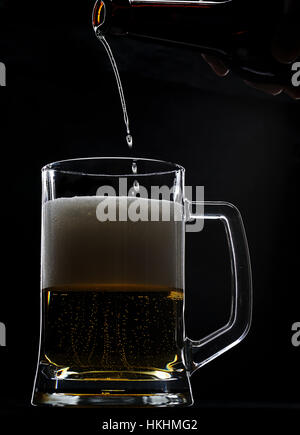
top-left (93, 0), bottom-right (299, 85)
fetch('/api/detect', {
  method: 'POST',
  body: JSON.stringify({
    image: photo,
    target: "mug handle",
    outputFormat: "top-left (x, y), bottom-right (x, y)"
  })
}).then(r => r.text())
top-left (185, 201), bottom-right (252, 374)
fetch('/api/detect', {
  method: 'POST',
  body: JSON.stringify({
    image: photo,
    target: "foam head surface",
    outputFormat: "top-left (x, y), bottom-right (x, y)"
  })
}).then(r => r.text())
top-left (42, 196), bottom-right (184, 290)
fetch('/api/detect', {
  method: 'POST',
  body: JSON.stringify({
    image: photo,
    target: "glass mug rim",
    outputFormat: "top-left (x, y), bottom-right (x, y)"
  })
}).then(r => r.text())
top-left (42, 157), bottom-right (185, 177)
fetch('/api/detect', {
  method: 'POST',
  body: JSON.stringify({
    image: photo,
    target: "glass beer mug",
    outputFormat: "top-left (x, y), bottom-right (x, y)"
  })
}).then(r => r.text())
top-left (32, 157), bottom-right (252, 407)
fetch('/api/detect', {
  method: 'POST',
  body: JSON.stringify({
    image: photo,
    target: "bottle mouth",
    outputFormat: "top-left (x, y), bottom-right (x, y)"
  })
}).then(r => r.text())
top-left (92, 0), bottom-right (107, 33)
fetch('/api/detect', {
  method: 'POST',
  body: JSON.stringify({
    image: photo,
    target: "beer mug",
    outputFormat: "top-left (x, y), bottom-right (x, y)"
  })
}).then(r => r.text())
top-left (32, 157), bottom-right (252, 407)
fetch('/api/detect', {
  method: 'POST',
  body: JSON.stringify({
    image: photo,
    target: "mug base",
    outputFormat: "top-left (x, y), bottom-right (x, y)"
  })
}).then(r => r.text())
top-left (32, 391), bottom-right (192, 407)
top-left (32, 363), bottom-right (193, 407)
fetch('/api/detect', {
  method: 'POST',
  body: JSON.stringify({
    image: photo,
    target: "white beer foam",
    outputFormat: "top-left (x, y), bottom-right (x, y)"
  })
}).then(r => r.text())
top-left (42, 196), bottom-right (184, 290)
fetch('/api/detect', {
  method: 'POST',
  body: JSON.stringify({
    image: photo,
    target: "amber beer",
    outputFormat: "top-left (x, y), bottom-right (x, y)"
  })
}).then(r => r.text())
top-left (41, 196), bottom-right (185, 379)
top-left (43, 287), bottom-right (183, 375)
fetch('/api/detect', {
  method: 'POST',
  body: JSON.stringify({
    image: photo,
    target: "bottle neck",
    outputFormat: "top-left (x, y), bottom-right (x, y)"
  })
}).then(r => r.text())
top-left (93, 0), bottom-right (238, 37)
top-left (93, 0), bottom-right (292, 85)
top-left (129, 0), bottom-right (232, 4)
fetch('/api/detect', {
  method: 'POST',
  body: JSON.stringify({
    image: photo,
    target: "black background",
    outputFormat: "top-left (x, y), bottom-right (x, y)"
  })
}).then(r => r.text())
top-left (0, 0), bottom-right (299, 431)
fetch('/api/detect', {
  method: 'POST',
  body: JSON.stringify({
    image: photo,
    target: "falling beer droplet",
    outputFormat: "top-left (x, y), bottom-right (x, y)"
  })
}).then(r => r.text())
top-left (132, 161), bottom-right (137, 174)
top-left (126, 134), bottom-right (133, 148)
